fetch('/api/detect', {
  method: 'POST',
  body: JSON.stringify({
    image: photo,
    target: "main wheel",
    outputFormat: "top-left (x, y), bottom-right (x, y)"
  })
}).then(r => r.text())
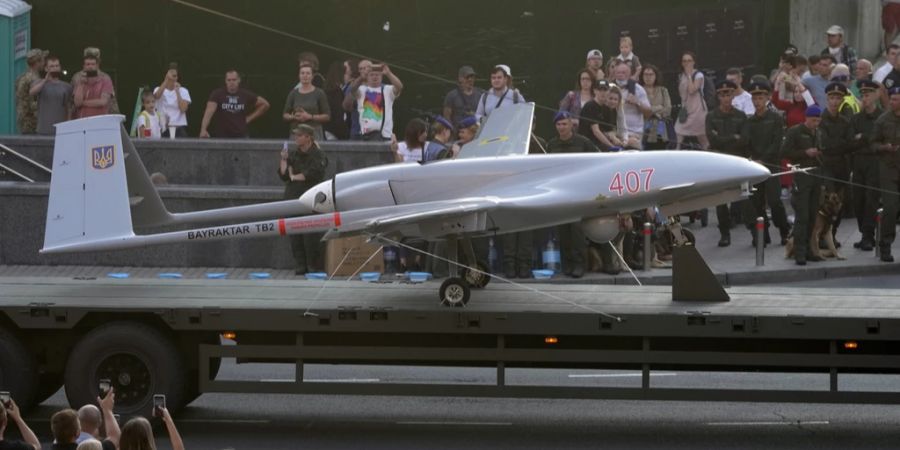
top-left (439, 278), bottom-right (471, 307)
top-left (461, 260), bottom-right (491, 289)
top-left (0, 327), bottom-right (38, 411)
top-left (64, 322), bottom-right (187, 416)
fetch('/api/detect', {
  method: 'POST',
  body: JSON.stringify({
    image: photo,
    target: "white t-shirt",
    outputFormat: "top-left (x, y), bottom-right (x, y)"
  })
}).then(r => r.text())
top-left (616, 81), bottom-right (651, 136)
top-left (396, 141), bottom-right (423, 162)
top-left (357, 84), bottom-right (397, 139)
top-left (874, 62), bottom-right (894, 84)
top-left (731, 91), bottom-right (755, 115)
top-left (475, 88), bottom-right (526, 121)
top-left (154, 86), bottom-right (191, 126)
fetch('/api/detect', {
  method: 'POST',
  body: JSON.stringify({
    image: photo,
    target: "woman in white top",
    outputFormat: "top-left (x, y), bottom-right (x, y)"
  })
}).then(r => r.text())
top-left (393, 118), bottom-right (428, 162)
top-left (153, 63), bottom-right (191, 138)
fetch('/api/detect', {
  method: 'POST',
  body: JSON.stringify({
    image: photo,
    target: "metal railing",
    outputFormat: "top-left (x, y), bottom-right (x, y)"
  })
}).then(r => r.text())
top-left (0, 142), bottom-right (51, 182)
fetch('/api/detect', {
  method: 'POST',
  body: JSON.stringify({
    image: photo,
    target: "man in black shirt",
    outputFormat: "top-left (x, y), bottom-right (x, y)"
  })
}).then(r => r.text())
top-left (578, 81), bottom-right (617, 151)
top-left (0, 399), bottom-right (40, 450)
top-left (548, 111), bottom-right (598, 153)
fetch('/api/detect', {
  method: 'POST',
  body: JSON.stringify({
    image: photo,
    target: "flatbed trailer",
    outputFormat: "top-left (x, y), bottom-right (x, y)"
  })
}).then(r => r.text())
top-left (3, 275), bottom-right (900, 416)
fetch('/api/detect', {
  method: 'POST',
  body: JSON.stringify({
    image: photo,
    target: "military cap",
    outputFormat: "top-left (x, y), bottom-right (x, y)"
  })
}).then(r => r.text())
top-left (553, 111), bottom-right (571, 123)
top-left (458, 116), bottom-right (478, 129)
top-left (825, 82), bottom-right (849, 97)
top-left (748, 81), bottom-right (772, 95)
top-left (291, 124), bottom-right (316, 137)
top-left (715, 80), bottom-right (738, 92)
top-left (858, 80), bottom-right (879, 93)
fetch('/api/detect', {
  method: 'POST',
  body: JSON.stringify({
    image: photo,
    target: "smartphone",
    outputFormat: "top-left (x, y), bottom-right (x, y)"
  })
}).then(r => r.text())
top-left (152, 394), bottom-right (166, 417)
top-left (0, 391), bottom-right (9, 408)
top-left (99, 379), bottom-right (111, 397)
top-left (282, 141), bottom-right (289, 151)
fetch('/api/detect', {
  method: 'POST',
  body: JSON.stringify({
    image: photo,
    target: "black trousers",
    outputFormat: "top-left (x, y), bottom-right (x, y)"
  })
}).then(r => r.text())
top-left (747, 176), bottom-right (789, 236)
top-left (790, 171), bottom-right (823, 259)
top-left (852, 155), bottom-right (881, 240)
top-left (290, 234), bottom-right (324, 272)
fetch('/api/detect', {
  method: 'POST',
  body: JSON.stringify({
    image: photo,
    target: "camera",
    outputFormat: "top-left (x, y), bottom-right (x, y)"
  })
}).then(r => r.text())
top-left (85, 70), bottom-right (98, 78)
top-left (370, 64), bottom-right (383, 72)
top-left (99, 379), bottom-right (111, 397)
top-left (152, 394), bottom-right (166, 417)
top-left (0, 391), bottom-right (9, 408)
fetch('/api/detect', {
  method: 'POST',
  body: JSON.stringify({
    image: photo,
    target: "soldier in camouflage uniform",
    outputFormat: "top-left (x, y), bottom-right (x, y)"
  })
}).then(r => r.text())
top-left (870, 86), bottom-right (900, 262)
top-left (705, 80), bottom-right (749, 247)
top-left (782, 105), bottom-right (824, 265)
top-left (14, 49), bottom-right (47, 134)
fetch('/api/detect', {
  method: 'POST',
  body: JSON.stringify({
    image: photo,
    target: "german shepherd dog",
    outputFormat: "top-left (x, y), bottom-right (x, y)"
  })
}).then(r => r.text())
top-left (786, 189), bottom-right (845, 260)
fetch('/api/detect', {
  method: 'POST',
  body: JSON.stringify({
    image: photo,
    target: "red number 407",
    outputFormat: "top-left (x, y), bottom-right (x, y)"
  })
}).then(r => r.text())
top-left (609, 168), bottom-right (654, 196)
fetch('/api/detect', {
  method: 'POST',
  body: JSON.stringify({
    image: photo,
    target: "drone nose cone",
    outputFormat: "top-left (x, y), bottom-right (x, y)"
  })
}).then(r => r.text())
top-left (742, 159), bottom-right (772, 185)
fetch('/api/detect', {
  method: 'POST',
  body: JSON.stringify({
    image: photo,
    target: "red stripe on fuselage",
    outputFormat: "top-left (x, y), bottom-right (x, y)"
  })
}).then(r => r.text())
top-left (278, 218), bottom-right (286, 236)
top-left (334, 212), bottom-right (341, 227)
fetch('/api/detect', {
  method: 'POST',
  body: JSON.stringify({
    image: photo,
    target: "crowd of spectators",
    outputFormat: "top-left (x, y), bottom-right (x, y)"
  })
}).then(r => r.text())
top-left (0, 388), bottom-right (183, 450)
top-left (13, 17), bottom-right (900, 274)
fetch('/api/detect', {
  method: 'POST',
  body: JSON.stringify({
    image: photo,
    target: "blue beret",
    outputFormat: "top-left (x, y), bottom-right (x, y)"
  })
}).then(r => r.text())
top-left (553, 111), bottom-right (571, 123)
top-left (889, 86), bottom-right (900, 96)
top-left (457, 116), bottom-right (478, 128)
top-left (805, 104), bottom-right (822, 117)
top-left (433, 116), bottom-right (453, 130)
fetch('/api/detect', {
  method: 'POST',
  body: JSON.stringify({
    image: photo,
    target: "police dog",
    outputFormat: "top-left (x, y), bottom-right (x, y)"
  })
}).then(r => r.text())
top-left (785, 189), bottom-right (845, 260)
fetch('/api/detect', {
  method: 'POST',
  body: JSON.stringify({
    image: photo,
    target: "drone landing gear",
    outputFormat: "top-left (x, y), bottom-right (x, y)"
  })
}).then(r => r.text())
top-left (439, 236), bottom-right (486, 306)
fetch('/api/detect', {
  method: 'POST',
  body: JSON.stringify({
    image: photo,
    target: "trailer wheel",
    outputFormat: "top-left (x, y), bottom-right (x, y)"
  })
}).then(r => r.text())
top-left (0, 327), bottom-right (38, 410)
top-left (462, 261), bottom-right (491, 289)
top-left (440, 278), bottom-right (471, 307)
top-left (64, 322), bottom-right (186, 416)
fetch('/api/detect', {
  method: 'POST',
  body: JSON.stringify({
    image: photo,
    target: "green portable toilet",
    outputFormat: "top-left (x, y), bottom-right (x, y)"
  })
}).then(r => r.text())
top-left (0, 0), bottom-right (32, 134)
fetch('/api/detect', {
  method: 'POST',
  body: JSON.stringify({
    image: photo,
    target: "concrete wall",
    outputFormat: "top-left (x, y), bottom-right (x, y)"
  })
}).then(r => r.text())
top-left (790, 0), bottom-right (882, 61)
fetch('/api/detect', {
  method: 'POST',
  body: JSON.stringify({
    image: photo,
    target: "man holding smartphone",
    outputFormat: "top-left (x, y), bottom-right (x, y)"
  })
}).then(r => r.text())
top-left (0, 394), bottom-right (41, 450)
top-left (29, 55), bottom-right (72, 136)
top-left (73, 54), bottom-right (114, 119)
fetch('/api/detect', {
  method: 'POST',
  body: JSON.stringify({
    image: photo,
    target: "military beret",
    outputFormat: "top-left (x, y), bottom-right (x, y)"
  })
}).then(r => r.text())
top-left (825, 82), bottom-right (849, 96)
top-left (716, 80), bottom-right (738, 92)
top-left (553, 111), bottom-right (571, 123)
top-left (457, 116), bottom-right (478, 128)
top-left (858, 80), bottom-right (879, 93)
top-left (889, 86), bottom-right (900, 96)
top-left (748, 81), bottom-right (772, 95)
top-left (433, 116), bottom-right (453, 130)
top-left (805, 105), bottom-right (822, 117)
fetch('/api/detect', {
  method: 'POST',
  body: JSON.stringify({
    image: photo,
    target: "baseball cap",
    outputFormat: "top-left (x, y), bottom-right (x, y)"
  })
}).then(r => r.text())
top-left (586, 49), bottom-right (603, 60)
top-left (458, 65), bottom-right (476, 77)
top-left (494, 64), bottom-right (511, 77)
top-left (826, 25), bottom-right (844, 35)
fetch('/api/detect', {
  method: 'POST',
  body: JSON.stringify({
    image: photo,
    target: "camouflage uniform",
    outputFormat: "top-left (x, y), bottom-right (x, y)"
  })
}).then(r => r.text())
top-left (15, 69), bottom-right (40, 134)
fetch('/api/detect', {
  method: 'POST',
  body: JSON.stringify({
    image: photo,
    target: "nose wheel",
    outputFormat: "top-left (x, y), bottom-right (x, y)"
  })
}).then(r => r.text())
top-left (440, 278), bottom-right (470, 307)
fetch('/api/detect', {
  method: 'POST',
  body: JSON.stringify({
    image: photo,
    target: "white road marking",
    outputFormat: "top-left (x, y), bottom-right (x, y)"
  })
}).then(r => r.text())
top-left (397, 421), bottom-right (513, 426)
top-left (178, 419), bottom-right (271, 424)
top-left (260, 378), bottom-right (381, 383)
top-left (706, 421), bottom-right (830, 426)
top-left (568, 372), bottom-right (677, 378)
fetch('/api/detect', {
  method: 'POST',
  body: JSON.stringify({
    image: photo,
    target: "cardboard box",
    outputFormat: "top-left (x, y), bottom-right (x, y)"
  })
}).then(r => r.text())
top-left (325, 235), bottom-right (384, 277)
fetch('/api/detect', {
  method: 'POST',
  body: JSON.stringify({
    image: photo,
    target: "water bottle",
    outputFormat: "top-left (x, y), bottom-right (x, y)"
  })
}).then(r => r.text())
top-left (384, 246), bottom-right (397, 274)
top-left (543, 235), bottom-right (561, 272)
top-left (488, 238), bottom-right (498, 273)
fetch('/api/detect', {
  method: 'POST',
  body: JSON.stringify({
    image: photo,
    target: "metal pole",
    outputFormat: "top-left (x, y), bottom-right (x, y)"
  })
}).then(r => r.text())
top-left (642, 222), bottom-right (652, 271)
top-left (876, 208), bottom-right (884, 258)
top-left (755, 217), bottom-right (765, 266)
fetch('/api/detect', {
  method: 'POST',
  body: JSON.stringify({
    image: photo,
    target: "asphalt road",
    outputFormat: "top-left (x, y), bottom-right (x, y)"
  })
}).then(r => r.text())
top-left (16, 275), bottom-right (900, 450)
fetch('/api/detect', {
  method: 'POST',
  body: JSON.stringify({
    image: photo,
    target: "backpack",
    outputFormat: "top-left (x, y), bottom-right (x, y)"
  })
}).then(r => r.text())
top-left (693, 70), bottom-right (718, 111)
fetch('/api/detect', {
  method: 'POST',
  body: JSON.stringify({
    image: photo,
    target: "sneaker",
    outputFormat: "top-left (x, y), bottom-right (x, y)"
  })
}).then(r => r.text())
top-left (718, 235), bottom-right (731, 247)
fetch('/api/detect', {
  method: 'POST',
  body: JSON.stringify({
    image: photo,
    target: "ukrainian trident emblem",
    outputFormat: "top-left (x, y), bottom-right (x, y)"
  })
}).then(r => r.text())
top-left (91, 145), bottom-right (115, 170)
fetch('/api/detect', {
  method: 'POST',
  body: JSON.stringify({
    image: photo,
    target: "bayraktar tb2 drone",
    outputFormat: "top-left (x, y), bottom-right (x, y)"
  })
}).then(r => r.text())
top-left (40, 104), bottom-right (769, 305)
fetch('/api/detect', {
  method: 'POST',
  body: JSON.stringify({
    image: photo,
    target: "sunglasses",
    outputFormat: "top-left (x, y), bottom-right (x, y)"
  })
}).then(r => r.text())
top-left (832, 75), bottom-right (850, 81)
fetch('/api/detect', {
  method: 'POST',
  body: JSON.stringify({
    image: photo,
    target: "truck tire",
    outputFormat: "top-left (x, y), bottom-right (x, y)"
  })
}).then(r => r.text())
top-left (64, 322), bottom-right (187, 416)
top-left (0, 327), bottom-right (38, 410)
